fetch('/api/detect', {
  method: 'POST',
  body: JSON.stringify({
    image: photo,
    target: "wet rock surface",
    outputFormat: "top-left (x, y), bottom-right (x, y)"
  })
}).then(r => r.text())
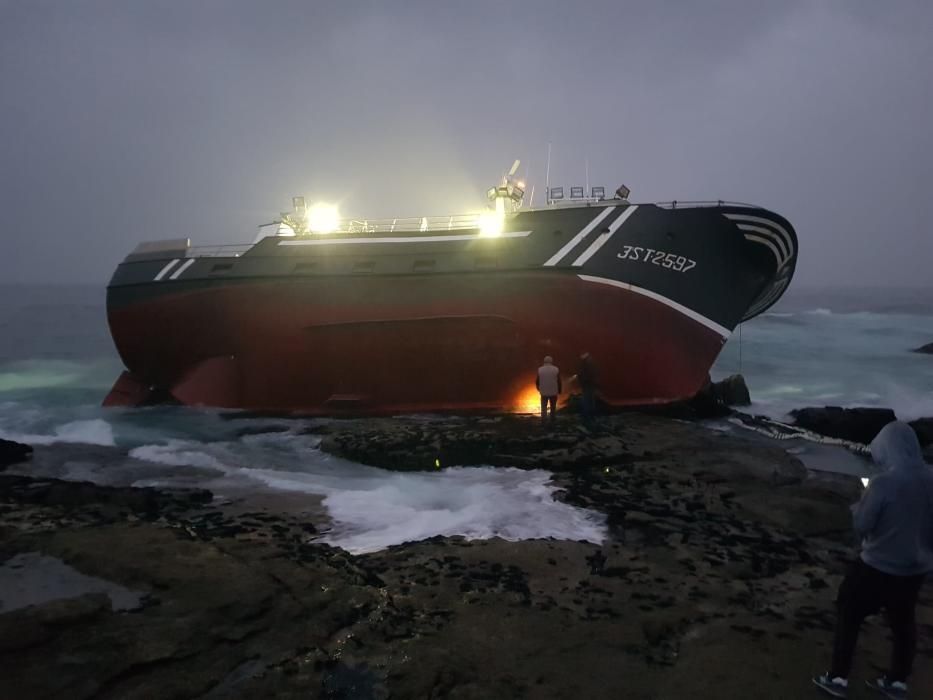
top-left (790, 406), bottom-right (898, 444)
top-left (1, 414), bottom-right (930, 699)
top-left (0, 438), bottom-right (32, 470)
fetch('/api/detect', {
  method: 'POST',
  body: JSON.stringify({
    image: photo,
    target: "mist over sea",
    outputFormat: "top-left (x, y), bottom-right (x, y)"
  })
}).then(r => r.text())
top-left (1, 283), bottom-right (931, 552)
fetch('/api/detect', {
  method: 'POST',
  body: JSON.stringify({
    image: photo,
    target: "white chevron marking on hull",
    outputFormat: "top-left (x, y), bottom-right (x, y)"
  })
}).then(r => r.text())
top-left (742, 232), bottom-right (786, 267)
top-left (154, 259), bottom-right (180, 281)
top-left (542, 206), bottom-right (617, 267)
top-left (725, 213), bottom-right (794, 260)
top-left (571, 206), bottom-right (639, 267)
top-left (735, 223), bottom-right (790, 259)
top-left (169, 258), bottom-right (196, 280)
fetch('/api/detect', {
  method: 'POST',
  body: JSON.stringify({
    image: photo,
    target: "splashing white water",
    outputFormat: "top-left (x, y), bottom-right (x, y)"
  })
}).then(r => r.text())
top-left (243, 464), bottom-right (606, 554)
top-left (122, 432), bottom-right (608, 554)
top-left (0, 418), bottom-right (115, 446)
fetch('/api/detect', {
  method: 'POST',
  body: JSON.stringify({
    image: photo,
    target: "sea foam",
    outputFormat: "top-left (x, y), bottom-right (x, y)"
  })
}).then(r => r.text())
top-left (0, 418), bottom-right (115, 446)
top-left (125, 434), bottom-right (607, 554)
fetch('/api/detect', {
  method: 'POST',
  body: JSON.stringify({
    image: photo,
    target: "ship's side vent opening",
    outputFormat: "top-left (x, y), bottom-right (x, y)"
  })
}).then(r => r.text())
top-left (412, 259), bottom-right (436, 272)
top-left (292, 261), bottom-right (319, 274)
top-left (210, 263), bottom-right (234, 273)
top-left (352, 260), bottom-right (376, 274)
top-left (474, 256), bottom-right (498, 269)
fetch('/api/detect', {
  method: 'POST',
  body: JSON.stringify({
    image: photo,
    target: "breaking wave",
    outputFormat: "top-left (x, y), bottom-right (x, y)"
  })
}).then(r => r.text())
top-left (0, 418), bottom-right (115, 446)
top-left (125, 433), bottom-right (607, 554)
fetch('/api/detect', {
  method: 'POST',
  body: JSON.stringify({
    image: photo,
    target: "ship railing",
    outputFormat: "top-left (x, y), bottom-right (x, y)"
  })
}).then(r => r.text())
top-left (186, 243), bottom-right (254, 258)
top-left (342, 213), bottom-right (482, 234)
top-left (655, 200), bottom-right (764, 209)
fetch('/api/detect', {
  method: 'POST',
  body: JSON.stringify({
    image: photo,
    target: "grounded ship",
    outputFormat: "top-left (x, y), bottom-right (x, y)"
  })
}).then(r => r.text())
top-left (104, 165), bottom-right (797, 414)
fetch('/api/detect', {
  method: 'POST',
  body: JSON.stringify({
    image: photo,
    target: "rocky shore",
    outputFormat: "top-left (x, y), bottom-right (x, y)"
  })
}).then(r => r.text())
top-left (1, 413), bottom-right (931, 699)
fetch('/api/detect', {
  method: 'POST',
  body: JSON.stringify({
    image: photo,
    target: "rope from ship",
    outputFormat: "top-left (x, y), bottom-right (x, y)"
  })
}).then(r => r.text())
top-left (726, 414), bottom-right (873, 455)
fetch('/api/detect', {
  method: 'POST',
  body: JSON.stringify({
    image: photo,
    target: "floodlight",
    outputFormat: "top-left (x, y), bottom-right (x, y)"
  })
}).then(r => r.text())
top-left (478, 211), bottom-right (504, 237)
top-left (307, 203), bottom-right (340, 233)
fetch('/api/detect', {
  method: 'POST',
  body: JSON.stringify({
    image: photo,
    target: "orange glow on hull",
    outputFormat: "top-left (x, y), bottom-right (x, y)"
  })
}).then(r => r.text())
top-left (512, 385), bottom-right (543, 414)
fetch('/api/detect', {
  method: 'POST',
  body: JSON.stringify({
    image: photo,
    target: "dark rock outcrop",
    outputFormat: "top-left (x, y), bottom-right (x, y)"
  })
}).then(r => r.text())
top-left (912, 343), bottom-right (933, 354)
top-left (669, 374), bottom-right (752, 420)
top-left (316, 415), bottom-right (633, 472)
top-left (789, 407), bottom-right (896, 444)
top-left (910, 418), bottom-right (933, 447)
top-left (708, 374), bottom-right (751, 407)
top-left (0, 475), bottom-right (211, 515)
top-left (0, 438), bottom-right (32, 470)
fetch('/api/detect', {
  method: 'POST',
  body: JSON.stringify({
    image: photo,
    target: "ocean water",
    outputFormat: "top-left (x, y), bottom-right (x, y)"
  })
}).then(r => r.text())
top-left (713, 286), bottom-right (933, 421)
top-left (1, 284), bottom-right (931, 551)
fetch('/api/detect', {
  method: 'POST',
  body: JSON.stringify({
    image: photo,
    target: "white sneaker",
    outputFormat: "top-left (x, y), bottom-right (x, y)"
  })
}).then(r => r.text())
top-left (812, 673), bottom-right (848, 698)
top-left (866, 676), bottom-right (908, 699)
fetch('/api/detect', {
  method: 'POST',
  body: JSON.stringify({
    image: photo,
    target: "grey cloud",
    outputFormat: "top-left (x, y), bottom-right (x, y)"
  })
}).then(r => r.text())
top-left (0, 0), bottom-right (930, 286)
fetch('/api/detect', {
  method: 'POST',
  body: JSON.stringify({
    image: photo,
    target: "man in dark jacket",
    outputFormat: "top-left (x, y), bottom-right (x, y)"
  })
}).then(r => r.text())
top-left (813, 421), bottom-right (933, 699)
top-left (573, 352), bottom-right (597, 424)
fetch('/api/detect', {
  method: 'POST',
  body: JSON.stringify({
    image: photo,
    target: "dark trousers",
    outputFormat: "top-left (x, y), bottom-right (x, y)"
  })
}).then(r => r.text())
top-left (540, 395), bottom-right (556, 422)
top-left (830, 558), bottom-right (926, 682)
top-left (581, 388), bottom-right (596, 422)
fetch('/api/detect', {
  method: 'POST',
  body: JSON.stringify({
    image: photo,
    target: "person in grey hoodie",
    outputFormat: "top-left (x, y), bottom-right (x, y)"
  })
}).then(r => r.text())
top-left (813, 421), bottom-right (933, 699)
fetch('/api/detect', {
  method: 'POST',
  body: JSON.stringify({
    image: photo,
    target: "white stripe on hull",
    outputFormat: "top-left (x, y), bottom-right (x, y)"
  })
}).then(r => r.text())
top-left (542, 206), bottom-right (617, 267)
top-left (154, 259), bottom-right (180, 281)
top-left (745, 277), bottom-right (790, 319)
top-left (152, 258), bottom-right (181, 282)
top-left (278, 231), bottom-right (532, 246)
top-left (571, 205), bottom-right (639, 267)
top-left (742, 233), bottom-right (786, 267)
top-left (725, 213), bottom-right (794, 261)
top-left (577, 274), bottom-right (731, 339)
top-left (735, 223), bottom-right (790, 259)
top-left (169, 258), bottom-right (196, 280)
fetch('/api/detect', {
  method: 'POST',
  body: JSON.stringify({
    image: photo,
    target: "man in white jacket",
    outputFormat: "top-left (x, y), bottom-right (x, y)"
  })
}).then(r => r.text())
top-left (813, 421), bottom-right (933, 699)
top-left (536, 356), bottom-right (561, 424)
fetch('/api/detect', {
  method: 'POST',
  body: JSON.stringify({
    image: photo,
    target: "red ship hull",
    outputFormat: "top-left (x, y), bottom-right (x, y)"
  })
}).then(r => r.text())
top-left (105, 272), bottom-right (726, 413)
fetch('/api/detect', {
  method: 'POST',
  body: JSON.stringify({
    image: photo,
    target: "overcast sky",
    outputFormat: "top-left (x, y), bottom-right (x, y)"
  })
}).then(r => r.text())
top-left (1, 0), bottom-right (931, 286)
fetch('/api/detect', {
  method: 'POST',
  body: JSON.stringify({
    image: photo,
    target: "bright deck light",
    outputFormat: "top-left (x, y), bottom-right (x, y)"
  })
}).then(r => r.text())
top-left (307, 203), bottom-right (340, 234)
top-left (478, 210), bottom-right (504, 237)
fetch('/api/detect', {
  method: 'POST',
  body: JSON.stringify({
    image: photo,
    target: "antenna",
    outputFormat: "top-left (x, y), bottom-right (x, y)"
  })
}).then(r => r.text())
top-left (522, 161), bottom-right (530, 208)
top-left (585, 158), bottom-right (589, 196)
top-left (545, 143), bottom-right (552, 204)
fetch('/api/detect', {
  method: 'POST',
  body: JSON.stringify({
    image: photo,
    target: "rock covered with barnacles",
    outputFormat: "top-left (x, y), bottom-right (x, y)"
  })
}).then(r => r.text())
top-left (1, 414), bottom-right (930, 699)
